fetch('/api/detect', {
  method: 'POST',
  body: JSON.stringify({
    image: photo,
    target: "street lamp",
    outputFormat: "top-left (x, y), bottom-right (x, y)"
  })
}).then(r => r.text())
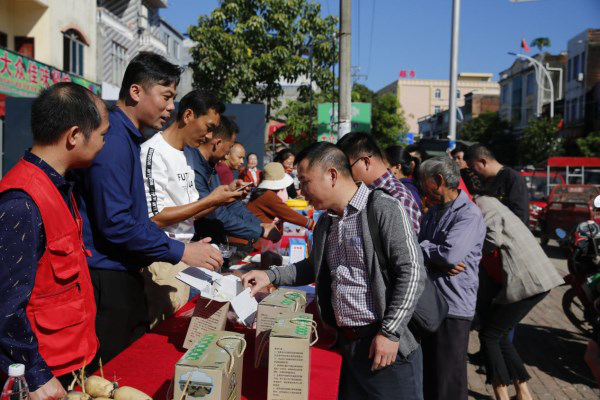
top-left (508, 52), bottom-right (554, 118)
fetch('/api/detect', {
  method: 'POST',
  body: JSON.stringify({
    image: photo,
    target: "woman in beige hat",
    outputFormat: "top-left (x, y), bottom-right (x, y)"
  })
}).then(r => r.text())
top-left (246, 162), bottom-right (315, 230)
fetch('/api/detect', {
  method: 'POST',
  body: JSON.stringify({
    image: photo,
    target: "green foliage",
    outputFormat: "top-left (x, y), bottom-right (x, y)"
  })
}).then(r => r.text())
top-left (519, 116), bottom-right (564, 165)
top-left (459, 112), bottom-right (516, 165)
top-left (188, 0), bottom-right (338, 119)
top-left (576, 131), bottom-right (600, 157)
top-left (530, 37), bottom-right (551, 52)
top-left (372, 93), bottom-right (408, 148)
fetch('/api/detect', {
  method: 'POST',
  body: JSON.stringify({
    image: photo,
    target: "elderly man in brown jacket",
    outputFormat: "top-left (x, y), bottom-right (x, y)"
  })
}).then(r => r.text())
top-left (475, 194), bottom-right (563, 400)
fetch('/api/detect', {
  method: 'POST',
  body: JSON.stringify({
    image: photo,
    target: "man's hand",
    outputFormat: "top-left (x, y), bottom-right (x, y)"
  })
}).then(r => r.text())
top-left (369, 333), bottom-right (400, 371)
top-left (30, 377), bottom-right (67, 400)
top-left (208, 185), bottom-right (243, 206)
top-left (229, 179), bottom-right (251, 197)
top-left (182, 237), bottom-right (224, 271)
top-left (261, 222), bottom-right (281, 242)
top-left (446, 261), bottom-right (466, 276)
top-left (241, 270), bottom-right (272, 296)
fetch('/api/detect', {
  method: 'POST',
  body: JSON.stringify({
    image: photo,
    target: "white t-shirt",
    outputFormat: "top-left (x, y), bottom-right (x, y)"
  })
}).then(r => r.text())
top-left (140, 132), bottom-right (199, 239)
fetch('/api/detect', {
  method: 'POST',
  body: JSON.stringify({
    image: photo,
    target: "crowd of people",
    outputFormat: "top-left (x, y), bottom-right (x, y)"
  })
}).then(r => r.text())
top-left (0, 50), bottom-right (564, 400)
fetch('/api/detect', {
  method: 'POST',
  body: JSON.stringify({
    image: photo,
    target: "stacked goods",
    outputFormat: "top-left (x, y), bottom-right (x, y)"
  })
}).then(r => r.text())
top-left (267, 312), bottom-right (318, 400)
top-left (254, 289), bottom-right (307, 367)
top-left (183, 297), bottom-right (230, 349)
top-left (174, 331), bottom-right (246, 400)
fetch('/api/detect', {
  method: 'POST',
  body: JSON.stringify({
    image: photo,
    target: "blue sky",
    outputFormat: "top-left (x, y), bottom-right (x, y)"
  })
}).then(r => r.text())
top-left (162, 0), bottom-right (600, 92)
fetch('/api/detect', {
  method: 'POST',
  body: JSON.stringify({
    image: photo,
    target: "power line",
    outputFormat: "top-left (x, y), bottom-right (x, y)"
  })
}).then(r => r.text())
top-left (366, 0), bottom-right (375, 81)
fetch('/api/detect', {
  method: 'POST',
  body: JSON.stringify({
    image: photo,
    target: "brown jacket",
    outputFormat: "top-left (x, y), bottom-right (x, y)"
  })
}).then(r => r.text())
top-left (247, 190), bottom-right (315, 230)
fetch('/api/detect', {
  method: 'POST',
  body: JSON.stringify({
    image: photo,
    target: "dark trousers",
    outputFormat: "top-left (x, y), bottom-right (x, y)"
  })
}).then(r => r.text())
top-left (88, 268), bottom-right (149, 372)
top-left (480, 291), bottom-right (548, 386)
top-left (337, 330), bottom-right (423, 400)
top-left (422, 317), bottom-right (471, 400)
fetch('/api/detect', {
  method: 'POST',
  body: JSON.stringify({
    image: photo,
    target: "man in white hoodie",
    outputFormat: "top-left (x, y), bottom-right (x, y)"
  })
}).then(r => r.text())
top-left (140, 90), bottom-right (243, 326)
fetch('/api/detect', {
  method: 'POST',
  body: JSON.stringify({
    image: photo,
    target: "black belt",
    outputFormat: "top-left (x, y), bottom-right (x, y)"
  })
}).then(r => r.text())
top-left (339, 323), bottom-right (380, 341)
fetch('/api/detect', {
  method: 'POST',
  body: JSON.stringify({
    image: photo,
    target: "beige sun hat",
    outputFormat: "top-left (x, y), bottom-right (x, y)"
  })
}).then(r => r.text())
top-left (258, 162), bottom-right (294, 190)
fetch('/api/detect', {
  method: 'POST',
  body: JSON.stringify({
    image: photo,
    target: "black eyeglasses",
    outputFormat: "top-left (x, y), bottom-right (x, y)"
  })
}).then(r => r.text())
top-left (350, 155), bottom-right (372, 168)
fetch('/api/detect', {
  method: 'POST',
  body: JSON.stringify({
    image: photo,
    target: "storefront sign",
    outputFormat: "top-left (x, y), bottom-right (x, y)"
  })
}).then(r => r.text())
top-left (0, 49), bottom-right (101, 97)
top-left (317, 102), bottom-right (372, 143)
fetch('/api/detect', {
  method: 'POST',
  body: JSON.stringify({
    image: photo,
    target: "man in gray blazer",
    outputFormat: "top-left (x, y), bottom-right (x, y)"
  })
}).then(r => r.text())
top-left (242, 142), bottom-right (426, 400)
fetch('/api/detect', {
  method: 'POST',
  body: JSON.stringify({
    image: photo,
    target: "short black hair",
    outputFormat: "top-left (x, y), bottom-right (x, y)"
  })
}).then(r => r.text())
top-left (31, 82), bottom-right (102, 145)
top-left (450, 141), bottom-right (468, 158)
top-left (336, 131), bottom-right (383, 161)
top-left (176, 90), bottom-right (225, 121)
top-left (296, 142), bottom-right (352, 178)
top-left (384, 145), bottom-right (419, 177)
top-left (274, 149), bottom-right (295, 164)
top-left (118, 52), bottom-right (183, 100)
top-left (212, 116), bottom-right (238, 141)
top-left (464, 143), bottom-right (496, 163)
top-left (404, 144), bottom-right (430, 161)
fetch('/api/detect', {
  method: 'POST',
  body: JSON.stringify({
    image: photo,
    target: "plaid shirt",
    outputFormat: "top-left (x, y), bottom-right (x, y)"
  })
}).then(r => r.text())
top-left (325, 183), bottom-right (378, 327)
top-left (369, 170), bottom-right (421, 233)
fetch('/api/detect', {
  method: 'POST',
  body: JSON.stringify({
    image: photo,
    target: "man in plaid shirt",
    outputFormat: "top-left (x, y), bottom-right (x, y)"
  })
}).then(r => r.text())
top-left (337, 132), bottom-right (421, 233)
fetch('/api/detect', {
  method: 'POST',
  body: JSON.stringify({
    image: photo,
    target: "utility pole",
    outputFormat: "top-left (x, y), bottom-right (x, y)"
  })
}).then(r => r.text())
top-left (338, 0), bottom-right (352, 139)
top-left (448, 0), bottom-right (460, 150)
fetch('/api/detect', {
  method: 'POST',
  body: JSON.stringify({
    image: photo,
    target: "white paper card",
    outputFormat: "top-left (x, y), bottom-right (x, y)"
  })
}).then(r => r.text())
top-left (230, 288), bottom-right (258, 326)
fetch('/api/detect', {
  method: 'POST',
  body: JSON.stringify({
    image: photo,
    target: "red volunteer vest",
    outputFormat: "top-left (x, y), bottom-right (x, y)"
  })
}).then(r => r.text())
top-left (0, 159), bottom-right (98, 376)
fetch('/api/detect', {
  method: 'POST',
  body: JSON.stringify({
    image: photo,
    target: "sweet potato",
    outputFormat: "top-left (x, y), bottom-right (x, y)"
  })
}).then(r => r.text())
top-left (112, 386), bottom-right (152, 400)
top-left (62, 391), bottom-right (91, 400)
top-left (84, 375), bottom-right (118, 398)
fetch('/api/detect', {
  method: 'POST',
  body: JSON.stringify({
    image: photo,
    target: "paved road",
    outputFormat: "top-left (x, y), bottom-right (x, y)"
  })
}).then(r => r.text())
top-left (467, 239), bottom-right (600, 400)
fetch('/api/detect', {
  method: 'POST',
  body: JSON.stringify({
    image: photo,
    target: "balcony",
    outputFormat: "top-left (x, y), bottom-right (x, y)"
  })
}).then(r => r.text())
top-left (145, 0), bottom-right (168, 8)
top-left (97, 7), bottom-right (134, 41)
top-left (140, 32), bottom-right (167, 54)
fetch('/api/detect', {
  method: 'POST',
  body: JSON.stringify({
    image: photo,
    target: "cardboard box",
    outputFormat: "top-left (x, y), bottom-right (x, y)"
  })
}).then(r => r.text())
top-left (288, 238), bottom-right (308, 264)
top-left (255, 288), bottom-right (307, 367)
top-left (183, 298), bottom-right (229, 350)
top-left (174, 331), bottom-right (246, 400)
top-left (267, 312), bottom-right (313, 400)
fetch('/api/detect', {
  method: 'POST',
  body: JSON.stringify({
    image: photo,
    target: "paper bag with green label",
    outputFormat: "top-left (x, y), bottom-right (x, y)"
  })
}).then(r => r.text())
top-left (267, 312), bottom-right (318, 400)
top-left (183, 298), bottom-right (230, 350)
top-left (174, 331), bottom-right (246, 400)
top-left (255, 288), bottom-right (307, 368)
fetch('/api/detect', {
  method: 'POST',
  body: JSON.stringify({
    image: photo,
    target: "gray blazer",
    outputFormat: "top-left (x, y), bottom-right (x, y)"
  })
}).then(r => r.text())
top-left (475, 196), bottom-right (564, 304)
top-left (266, 190), bottom-right (426, 357)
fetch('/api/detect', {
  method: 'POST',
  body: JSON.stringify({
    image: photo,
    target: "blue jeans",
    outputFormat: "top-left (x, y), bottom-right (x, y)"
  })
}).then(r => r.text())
top-left (337, 332), bottom-right (423, 400)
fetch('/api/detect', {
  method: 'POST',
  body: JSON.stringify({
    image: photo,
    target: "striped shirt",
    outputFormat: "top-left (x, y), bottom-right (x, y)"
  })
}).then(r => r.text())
top-left (325, 183), bottom-right (378, 327)
top-left (369, 169), bottom-right (421, 233)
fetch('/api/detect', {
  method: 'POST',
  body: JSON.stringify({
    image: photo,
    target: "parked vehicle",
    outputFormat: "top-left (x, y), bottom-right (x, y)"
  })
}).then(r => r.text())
top-left (520, 169), bottom-right (564, 231)
top-left (558, 195), bottom-right (600, 336)
top-left (539, 185), bottom-right (600, 245)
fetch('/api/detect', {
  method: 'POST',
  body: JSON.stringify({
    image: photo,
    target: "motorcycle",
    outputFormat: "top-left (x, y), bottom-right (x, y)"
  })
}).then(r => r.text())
top-left (557, 195), bottom-right (600, 336)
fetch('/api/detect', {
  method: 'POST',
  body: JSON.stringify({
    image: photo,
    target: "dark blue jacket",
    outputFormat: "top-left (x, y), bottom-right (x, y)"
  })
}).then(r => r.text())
top-left (184, 146), bottom-right (263, 244)
top-left (75, 107), bottom-right (184, 271)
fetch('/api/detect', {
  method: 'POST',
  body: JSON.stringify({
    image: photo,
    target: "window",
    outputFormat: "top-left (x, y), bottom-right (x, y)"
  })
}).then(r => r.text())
top-left (111, 41), bottom-right (127, 85)
top-left (500, 84), bottom-right (509, 104)
top-left (63, 29), bottom-right (85, 76)
top-left (567, 59), bottom-right (572, 82)
top-left (164, 32), bottom-right (171, 54)
top-left (456, 90), bottom-right (460, 99)
top-left (573, 55), bottom-right (579, 81)
top-left (173, 41), bottom-right (179, 59)
top-left (434, 106), bottom-right (441, 114)
top-left (434, 88), bottom-right (441, 99)
top-left (580, 51), bottom-right (586, 75)
top-left (526, 72), bottom-right (536, 96)
top-left (15, 37), bottom-right (34, 58)
top-left (512, 76), bottom-right (523, 124)
top-left (0, 31), bottom-right (7, 48)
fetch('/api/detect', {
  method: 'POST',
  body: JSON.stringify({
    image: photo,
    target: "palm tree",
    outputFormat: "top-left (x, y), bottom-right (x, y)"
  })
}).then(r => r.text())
top-left (530, 37), bottom-right (551, 53)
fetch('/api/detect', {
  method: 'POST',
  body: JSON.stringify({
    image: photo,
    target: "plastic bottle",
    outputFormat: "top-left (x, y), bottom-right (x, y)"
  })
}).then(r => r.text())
top-left (1, 364), bottom-right (29, 400)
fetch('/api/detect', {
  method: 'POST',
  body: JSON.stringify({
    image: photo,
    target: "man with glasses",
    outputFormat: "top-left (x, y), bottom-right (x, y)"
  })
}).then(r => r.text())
top-left (337, 132), bottom-right (421, 232)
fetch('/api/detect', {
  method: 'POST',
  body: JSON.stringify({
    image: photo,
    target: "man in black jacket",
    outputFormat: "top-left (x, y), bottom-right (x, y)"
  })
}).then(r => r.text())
top-left (464, 144), bottom-right (529, 225)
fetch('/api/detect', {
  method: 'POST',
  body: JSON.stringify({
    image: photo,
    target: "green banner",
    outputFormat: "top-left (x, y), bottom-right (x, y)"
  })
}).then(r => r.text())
top-left (0, 49), bottom-right (101, 97)
top-left (317, 102), bottom-right (372, 142)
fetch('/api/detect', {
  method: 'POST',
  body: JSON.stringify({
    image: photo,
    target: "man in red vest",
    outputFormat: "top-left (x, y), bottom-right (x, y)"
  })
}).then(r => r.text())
top-left (0, 83), bottom-right (109, 400)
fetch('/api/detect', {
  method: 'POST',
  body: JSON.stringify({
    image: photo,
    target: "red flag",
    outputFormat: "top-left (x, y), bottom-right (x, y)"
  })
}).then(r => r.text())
top-left (521, 38), bottom-right (530, 52)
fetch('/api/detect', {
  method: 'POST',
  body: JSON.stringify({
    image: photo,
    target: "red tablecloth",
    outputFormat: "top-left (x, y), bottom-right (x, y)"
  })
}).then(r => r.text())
top-left (98, 297), bottom-right (341, 400)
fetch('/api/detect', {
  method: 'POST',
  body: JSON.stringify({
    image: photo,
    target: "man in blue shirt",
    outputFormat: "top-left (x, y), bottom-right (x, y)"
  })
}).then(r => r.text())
top-left (75, 52), bottom-right (223, 365)
top-left (186, 117), bottom-right (279, 245)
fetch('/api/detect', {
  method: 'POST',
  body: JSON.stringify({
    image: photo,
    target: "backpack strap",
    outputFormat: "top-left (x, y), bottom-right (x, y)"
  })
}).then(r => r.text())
top-left (366, 189), bottom-right (391, 287)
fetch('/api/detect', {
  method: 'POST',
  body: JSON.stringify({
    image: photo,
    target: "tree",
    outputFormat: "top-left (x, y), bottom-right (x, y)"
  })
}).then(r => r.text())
top-left (459, 112), bottom-right (516, 165)
top-left (530, 37), bottom-right (551, 53)
top-left (519, 116), bottom-right (564, 165)
top-left (576, 131), bottom-right (600, 157)
top-left (188, 0), bottom-right (337, 119)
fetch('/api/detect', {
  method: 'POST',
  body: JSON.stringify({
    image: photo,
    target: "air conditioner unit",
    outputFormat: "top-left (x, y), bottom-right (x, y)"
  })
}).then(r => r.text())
top-left (577, 72), bottom-right (584, 82)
